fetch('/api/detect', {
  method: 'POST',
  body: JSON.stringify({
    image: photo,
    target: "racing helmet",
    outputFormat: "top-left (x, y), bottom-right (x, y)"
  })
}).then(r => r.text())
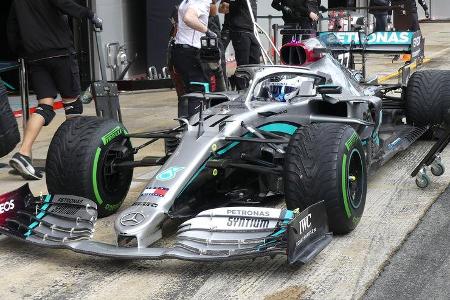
top-left (268, 76), bottom-right (304, 102)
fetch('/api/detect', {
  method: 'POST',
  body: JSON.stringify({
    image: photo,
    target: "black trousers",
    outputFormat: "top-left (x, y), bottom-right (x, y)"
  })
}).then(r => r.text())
top-left (172, 45), bottom-right (207, 118)
top-left (282, 20), bottom-right (316, 46)
top-left (28, 54), bottom-right (81, 100)
top-left (230, 31), bottom-right (261, 66)
top-left (374, 14), bottom-right (388, 32)
top-left (410, 12), bottom-right (420, 31)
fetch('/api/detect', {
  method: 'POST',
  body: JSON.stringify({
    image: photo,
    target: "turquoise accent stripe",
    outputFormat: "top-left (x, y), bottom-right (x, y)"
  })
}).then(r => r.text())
top-left (217, 141), bottom-right (240, 155)
top-left (217, 123), bottom-right (299, 155)
top-left (24, 195), bottom-right (52, 238)
top-left (270, 210), bottom-right (295, 237)
top-left (258, 123), bottom-right (298, 136)
top-left (181, 123), bottom-right (299, 196)
top-left (271, 228), bottom-right (286, 237)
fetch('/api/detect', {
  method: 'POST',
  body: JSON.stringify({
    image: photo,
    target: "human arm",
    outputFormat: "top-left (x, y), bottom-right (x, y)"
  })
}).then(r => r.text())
top-left (305, 0), bottom-right (320, 21)
top-left (417, 0), bottom-right (429, 18)
top-left (210, 0), bottom-right (218, 16)
top-left (49, 0), bottom-right (103, 28)
top-left (271, 0), bottom-right (282, 11)
top-left (49, 0), bottom-right (93, 19)
top-left (183, 5), bottom-right (208, 33)
top-left (219, 0), bottom-right (230, 14)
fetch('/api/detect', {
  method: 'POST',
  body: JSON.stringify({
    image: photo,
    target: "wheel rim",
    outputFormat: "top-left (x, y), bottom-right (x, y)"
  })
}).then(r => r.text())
top-left (99, 140), bottom-right (133, 202)
top-left (347, 149), bottom-right (364, 209)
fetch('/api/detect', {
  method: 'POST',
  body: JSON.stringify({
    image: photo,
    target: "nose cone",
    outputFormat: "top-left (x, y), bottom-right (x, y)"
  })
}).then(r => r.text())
top-left (114, 206), bottom-right (166, 248)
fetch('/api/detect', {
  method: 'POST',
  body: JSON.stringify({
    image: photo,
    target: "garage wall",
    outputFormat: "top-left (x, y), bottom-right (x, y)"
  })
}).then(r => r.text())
top-left (429, 0), bottom-right (450, 20)
top-left (91, 0), bottom-right (146, 80)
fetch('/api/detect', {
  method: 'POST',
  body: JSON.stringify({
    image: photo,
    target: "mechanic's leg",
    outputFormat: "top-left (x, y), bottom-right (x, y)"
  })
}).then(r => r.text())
top-left (62, 97), bottom-right (83, 119)
top-left (19, 98), bottom-right (55, 157)
top-left (299, 19), bottom-right (316, 38)
top-left (230, 32), bottom-right (252, 90)
top-left (249, 34), bottom-right (262, 65)
top-left (410, 13), bottom-right (420, 31)
top-left (53, 54), bottom-right (82, 119)
top-left (173, 46), bottom-right (207, 118)
top-left (231, 32), bottom-right (251, 66)
top-left (282, 23), bottom-right (296, 45)
top-left (374, 14), bottom-right (387, 32)
top-left (19, 61), bottom-right (57, 158)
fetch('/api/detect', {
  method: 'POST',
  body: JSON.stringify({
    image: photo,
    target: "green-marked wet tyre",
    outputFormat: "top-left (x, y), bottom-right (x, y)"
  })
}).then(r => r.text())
top-left (0, 79), bottom-right (20, 158)
top-left (284, 123), bottom-right (367, 234)
top-left (46, 116), bottom-right (133, 217)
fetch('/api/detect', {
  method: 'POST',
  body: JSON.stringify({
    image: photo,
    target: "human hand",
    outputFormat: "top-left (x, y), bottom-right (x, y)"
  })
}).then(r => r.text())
top-left (219, 2), bottom-right (230, 14)
top-left (206, 29), bottom-right (218, 38)
top-left (309, 12), bottom-right (319, 21)
top-left (282, 6), bottom-right (292, 15)
top-left (91, 14), bottom-right (103, 30)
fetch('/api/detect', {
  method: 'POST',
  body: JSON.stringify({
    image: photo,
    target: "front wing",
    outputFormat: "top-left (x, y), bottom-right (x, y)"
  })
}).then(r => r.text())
top-left (0, 184), bottom-right (331, 265)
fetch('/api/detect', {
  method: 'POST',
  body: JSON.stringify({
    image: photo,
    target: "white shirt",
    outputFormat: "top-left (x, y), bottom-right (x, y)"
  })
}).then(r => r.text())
top-left (175, 0), bottom-right (210, 49)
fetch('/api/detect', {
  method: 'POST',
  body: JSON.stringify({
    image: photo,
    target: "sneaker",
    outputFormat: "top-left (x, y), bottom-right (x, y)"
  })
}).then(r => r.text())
top-left (9, 153), bottom-right (43, 180)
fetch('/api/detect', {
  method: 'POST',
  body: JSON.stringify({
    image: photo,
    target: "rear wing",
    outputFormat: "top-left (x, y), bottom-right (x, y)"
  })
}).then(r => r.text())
top-left (318, 31), bottom-right (424, 60)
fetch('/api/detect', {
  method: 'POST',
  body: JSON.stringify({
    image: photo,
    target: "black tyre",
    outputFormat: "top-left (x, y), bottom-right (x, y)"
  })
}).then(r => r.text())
top-left (284, 123), bottom-right (367, 234)
top-left (406, 70), bottom-right (450, 127)
top-left (0, 80), bottom-right (20, 158)
top-left (46, 116), bottom-right (133, 217)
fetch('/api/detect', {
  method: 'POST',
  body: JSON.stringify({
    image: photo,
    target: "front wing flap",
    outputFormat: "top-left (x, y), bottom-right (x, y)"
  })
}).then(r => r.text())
top-left (0, 185), bottom-right (331, 264)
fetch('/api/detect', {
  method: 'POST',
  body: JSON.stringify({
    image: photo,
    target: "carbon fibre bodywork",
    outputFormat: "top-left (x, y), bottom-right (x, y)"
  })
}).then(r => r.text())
top-left (114, 46), bottom-right (420, 248)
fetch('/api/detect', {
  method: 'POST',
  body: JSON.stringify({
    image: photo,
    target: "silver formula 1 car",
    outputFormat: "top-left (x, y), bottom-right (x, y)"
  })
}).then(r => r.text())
top-left (1, 31), bottom-right (450, 264)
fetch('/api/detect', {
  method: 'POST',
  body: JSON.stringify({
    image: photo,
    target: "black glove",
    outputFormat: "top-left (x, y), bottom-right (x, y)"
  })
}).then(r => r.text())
top-left (206, 29), bottom-right (218, 38)
top-left (90, 14), bottom-right (103, 31)
top-left (281, 6), bottom-right (292, 15)
top-left (425, 9), bottom-right (430, 18)
top-left (319, 5), bottom-right (327, 13)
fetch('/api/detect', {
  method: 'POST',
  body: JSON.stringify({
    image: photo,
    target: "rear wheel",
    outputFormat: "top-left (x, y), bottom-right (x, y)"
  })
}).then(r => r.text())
top-left (406, 70), bottom-right (450, 128)
top-left (0, 80), bottom-right (20, 158)
top-left (284, 123), bottom-right (367, 234)
top-left (46, 116), bottom-right (134, 217)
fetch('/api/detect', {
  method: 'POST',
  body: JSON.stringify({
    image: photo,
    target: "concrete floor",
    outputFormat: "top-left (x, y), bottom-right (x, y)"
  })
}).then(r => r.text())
top-left (0, 23), bottom-right (450, 300)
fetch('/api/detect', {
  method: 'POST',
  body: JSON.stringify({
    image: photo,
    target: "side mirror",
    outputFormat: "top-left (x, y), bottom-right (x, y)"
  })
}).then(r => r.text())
top-left (317, 85), bottom-right (342, 95)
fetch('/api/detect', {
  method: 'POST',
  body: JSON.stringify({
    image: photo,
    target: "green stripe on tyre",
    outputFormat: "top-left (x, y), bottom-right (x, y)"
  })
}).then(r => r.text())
top-left (342, 153), bottom-right (352, 218)
top-left (92, 147), bottom-right (103, 205)
top-left (101, 126), bottom-right (123, 145)
top-left (345, 132), bottom-right (358, 151)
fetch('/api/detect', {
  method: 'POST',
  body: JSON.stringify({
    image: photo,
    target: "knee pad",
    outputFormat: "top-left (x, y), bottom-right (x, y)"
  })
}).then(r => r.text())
top-left (35, 104), bottom-right (55, 126)
top-left (63, 98), bottom-right (83, 117)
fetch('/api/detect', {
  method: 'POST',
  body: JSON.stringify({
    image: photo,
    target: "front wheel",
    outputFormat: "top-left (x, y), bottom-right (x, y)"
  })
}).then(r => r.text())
top-left (46, 116), bottom-right (134, 217)
top-left (284, 123), bottom-right (367, 234)
top-left (0, 80), bottom-right (20, 158)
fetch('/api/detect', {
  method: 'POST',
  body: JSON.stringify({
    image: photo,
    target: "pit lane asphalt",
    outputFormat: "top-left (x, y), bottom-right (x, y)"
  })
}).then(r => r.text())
top-left (364, 185), bottom-right (450, 300)
top-left (0, 23), bottom-right (449, 300)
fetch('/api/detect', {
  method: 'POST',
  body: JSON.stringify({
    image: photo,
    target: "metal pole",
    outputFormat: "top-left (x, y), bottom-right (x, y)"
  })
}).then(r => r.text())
top-left (245, 0), bottom-right (273, 64)
top-left (19, 58), bottom-right (30, 131)
top-left (273, 23), bottom-right (279, 65)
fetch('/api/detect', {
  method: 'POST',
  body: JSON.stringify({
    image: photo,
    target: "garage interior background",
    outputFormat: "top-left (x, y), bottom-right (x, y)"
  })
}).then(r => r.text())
top-left (0, 0), bottom-right (449, 90)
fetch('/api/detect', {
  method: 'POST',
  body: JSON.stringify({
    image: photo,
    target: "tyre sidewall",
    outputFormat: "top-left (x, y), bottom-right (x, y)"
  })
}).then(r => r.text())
top-left (0, 81), bottom-right (20, 158)
top-left (86, 122), bottom-right (133, 216)
top-left (333, 127), bottom-right (367, 232)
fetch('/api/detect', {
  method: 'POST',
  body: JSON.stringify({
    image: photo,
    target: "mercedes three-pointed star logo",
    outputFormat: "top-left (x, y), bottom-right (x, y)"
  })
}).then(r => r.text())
top-left (120, 212), bottom-right (145, 226)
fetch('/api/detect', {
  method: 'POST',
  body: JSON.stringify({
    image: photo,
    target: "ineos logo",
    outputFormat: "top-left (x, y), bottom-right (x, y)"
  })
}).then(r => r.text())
top-left (298, 213), bottom-right (312, 235)
top-left (0, 200), bottom-right (15, 214)
top-left (120, 212), bottom-right (145, 226)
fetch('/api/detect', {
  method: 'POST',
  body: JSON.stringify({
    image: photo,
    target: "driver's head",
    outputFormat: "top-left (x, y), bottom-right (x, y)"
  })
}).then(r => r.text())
top-left (268, 77), bottom-right (303, 102)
